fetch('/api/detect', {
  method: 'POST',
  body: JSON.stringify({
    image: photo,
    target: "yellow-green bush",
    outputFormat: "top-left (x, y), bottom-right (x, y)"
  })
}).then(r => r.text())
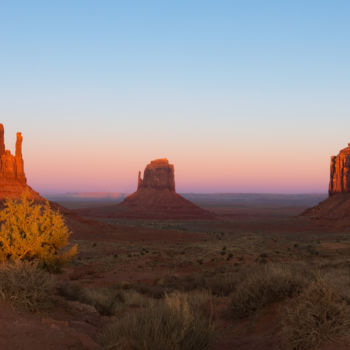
top-left (0, 193), bottom-right (77, 268)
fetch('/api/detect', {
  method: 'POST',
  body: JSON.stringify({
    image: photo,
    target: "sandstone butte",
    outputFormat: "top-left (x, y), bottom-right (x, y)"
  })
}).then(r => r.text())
top-left (0, 124), bottom-right (41, 200)
top-left (304, 142), bottom-right (350, 228)
top-left (77, 158), bottom-right (214, 220)
top-left (329, 143), bottom-right (350, 196)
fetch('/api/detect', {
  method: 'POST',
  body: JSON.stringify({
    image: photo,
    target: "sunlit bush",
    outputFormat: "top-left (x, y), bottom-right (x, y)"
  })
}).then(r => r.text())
top-left (0, 193), bottom-right (77, 269)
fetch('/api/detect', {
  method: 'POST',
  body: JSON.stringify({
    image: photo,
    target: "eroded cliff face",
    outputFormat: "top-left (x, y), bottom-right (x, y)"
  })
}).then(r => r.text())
top-left (137, 159), bottom-right (175, 192)
top-left (329, 143), bottom-right (350, 196)
top-left (0, 124), bottom-right (40, 199)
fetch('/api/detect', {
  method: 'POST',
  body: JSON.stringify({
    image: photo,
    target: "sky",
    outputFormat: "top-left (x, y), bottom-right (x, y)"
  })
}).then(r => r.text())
top-left (1, 0), bottom-right (349, 194)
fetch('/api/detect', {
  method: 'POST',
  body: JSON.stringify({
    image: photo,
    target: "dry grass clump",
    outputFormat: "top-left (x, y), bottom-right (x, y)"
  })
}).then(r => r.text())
top-left (57, 281), bottom-right (125, 316)
top-left (228, 264), bottom-right (308, 319)
top-left (101, 291), bottom-right (213, 350)
top-left (0, 261), bottom-right (55, 311)
top-left (84, 288), bottom-right (125, 316)
top-left (283, 278), bottom-right (350, 350)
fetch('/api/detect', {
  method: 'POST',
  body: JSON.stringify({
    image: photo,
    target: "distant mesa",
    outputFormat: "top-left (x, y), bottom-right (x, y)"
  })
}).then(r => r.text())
top-left (304, 142), bottom-right (350, 228)
top-left (77, 158), bottom-right (214, 219)
top-left (137, 159), bottom-right (175, 192)
top-left (0, 124), bottom-right (41, 200)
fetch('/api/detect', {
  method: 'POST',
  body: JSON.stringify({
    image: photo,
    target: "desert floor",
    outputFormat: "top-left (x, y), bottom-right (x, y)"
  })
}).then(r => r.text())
top-left (4, 193), bottom-right (350, 350)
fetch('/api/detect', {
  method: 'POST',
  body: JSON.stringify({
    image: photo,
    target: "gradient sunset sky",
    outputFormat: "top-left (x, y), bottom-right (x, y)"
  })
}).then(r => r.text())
top-left (1, 1), bottom-right (349, 194)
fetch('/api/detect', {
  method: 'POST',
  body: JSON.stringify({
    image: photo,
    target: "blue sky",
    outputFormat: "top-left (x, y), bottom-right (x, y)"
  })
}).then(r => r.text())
top-left (0, 1), bottom-right (349, 193)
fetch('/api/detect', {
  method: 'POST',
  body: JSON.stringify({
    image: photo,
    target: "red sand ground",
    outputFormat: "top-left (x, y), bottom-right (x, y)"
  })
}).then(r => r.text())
top-left (1, 198), bottom-right (349, 349)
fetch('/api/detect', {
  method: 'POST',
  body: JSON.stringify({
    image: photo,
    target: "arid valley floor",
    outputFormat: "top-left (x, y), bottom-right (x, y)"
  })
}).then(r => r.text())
top-left (4, 193), bottom-right (350, 350)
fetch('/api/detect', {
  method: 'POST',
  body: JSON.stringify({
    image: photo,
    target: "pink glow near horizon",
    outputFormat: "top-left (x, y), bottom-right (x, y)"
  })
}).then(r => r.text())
top-left (1, 119), bottom-right (337, 195)
top-left (23, 142), bottom-right (331, 194)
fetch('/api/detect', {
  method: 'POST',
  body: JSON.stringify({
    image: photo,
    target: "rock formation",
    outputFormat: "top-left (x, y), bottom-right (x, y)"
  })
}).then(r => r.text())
top-left (329, 143), bottom-right (350, 196)
top-left (0, 124), bottom-right (41, 200)
top-left (77, 158), bottom-right (214, 219)
top-left (304, 142), bottom-right (350, 229)
top-left (137, 159), bottom-right (175, 192)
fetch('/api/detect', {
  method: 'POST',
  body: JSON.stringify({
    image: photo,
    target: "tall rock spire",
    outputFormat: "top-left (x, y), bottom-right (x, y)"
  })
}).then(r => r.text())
top-left (16, 132), bottom-right (23, 158)
top-left (0, 124), bottom-right (40, 199)
top-left (15, 132), bottom-right (26, 184)
top-left (0, 124), bottom-right (5, 156)
top-left (137, 171), bottom-right (142, 190)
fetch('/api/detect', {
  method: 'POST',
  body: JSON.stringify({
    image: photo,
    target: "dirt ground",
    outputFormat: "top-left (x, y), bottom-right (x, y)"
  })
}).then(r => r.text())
top-left (3, 196), bottom-right (350, 349)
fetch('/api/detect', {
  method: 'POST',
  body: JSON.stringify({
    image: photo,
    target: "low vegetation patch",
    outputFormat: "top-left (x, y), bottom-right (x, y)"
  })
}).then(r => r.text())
top-left (0, 261), bottom-right (55, 311)
top-left (101, 292), bottom-right (213, 350)
top-left (58, 282), bottom-right (125, 316)
top-left (84, 288), bottom-right (125, 316)
top-left (283, 278), bottom-right (350, 350)
top-left (228, 264), bottom-right (309, 319)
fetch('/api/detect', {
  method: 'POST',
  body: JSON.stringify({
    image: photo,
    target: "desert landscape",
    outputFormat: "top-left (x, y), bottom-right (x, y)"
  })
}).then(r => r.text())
top-left (1, 2), bottom-right (349, 349)
top-left (1, 123), bottom-right (350, 349)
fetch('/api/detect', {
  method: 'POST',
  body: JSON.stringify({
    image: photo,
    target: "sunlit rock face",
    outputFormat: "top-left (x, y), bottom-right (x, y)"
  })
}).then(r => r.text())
top-left (329, 143), bottom-right (350, 196)
top-left (0, 124), bottom-right (41, 199)
top-left (137, 159), bottom-right (175, 192)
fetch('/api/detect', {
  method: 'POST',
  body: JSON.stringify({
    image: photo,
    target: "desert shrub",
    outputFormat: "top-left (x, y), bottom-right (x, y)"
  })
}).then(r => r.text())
top-left (0, 194), bottom-right (77, 269)
top-left (0, 260), bottom-right (55, 311)
top-left (101, 292), bottom-right (213, 350)
top-left (84, 288), bottom-right (125, 316)
top-left (228, 264), bottom-right (309, 319)
top-left (57, 280), bottom-right (85, 301)
top-left (283, 278), bottom-right (350, 350)
top-left (57, 282), bottom-right (125, 316)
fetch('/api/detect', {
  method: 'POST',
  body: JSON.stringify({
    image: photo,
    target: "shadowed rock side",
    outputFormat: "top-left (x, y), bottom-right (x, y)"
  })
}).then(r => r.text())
top-left (0, 124), bottom-right (41, 200)
top-left (77, 159), bottom-right (214, 219)
top-left (304, 142), bottom-right (350, 229)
